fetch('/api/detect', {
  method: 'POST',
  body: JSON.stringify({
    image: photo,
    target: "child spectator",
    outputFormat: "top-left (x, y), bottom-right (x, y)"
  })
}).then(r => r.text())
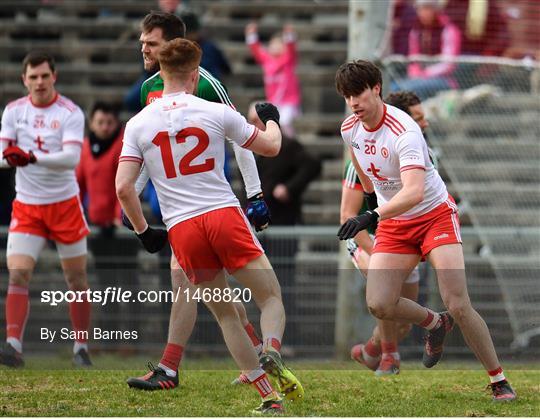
top-left (245, 22), bottom-right (302, 138)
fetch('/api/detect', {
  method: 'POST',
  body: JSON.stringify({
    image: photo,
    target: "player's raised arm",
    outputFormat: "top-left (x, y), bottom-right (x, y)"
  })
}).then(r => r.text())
top-left (224, 103), bottom-right (281, 157)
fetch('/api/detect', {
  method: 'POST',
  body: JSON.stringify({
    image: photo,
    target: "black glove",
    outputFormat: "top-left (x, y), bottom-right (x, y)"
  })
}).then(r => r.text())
top-left (121, 210), bottom-right (134, 231)
top-left (136, 226), bottom-right (169, 253)
top-left (255, 102), bottom-right (280, 126)
top-left (337, 210), bottom-right (379, 240)
top-left (246, 193), bottom-right (271, 232)
top-left (364, 191), bottom-right (378, 211)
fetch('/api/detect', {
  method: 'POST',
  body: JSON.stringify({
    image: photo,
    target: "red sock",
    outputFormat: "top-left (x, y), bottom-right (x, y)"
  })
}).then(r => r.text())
top-left (264, 337), bottom-right (281, 352)
top-left (364, 337), bottom-right (382, 357)
top-left (250, 371), bottom-right (274, 398)
top-left (6, 284), bottom-right (30, 345)
top-left (488, 366), bottom-right (506, 383)
top-left (418, 309), bottom-right (440, 330)
top-left (69, 297), bottom-right (91, 342)
top-left (159, 343), bottom-right (184, 371)
top-left (381, 341), bottom-right (398, 357)
top-left (244, 323), bottom-right (262, 347)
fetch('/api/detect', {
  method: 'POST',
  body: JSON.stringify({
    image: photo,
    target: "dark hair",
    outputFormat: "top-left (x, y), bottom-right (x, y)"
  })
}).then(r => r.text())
top-left (90, 101), bottom-right (120, 119)
top-left (335, 60), bottom-right (382, 98)
top-left (22, 51), bottom-right (55, 74)
top-left (385, 91), bottom-right (421, 115)
top-left (141, 11), bottom-right (186, 41)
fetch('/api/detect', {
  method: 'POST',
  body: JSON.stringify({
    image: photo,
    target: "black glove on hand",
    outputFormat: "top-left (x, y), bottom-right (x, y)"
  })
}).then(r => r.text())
top-left (136, 226), bottom-right (168, 253)
top-left (337, 210), bottom-right (379, 240)
top-left (255, 102), bottom-right (280, 126)
top-left (364, 191), bottom-right (378, 211)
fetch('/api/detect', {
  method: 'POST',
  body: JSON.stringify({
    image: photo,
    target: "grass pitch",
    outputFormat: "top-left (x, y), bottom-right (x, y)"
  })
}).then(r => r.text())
top-left (1, 356), bottom-right (539, 416)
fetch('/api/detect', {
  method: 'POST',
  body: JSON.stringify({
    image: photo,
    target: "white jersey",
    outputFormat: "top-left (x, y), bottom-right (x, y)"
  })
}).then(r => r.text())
top-left (120, 91), bottom-right (259, 230)
top-left (341, 104), bottom-right (447, 220)
top-left (0, 94), bottom-right (84, 204)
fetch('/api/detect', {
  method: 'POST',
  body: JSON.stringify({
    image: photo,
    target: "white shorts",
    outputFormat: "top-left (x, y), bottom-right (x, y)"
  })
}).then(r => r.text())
top-left (7, 232), bottom-right (87, 261)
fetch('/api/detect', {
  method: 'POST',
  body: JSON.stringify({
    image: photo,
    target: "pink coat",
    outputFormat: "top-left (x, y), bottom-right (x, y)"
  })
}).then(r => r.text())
top-left (408, 13), bottom-right (461, 81)
top-left (247, 35), bottom-right (301, 106)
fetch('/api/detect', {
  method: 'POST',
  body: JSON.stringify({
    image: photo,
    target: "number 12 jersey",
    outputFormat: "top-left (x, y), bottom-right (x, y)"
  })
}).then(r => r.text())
top-left (120, 91), bottom-right (259, 229)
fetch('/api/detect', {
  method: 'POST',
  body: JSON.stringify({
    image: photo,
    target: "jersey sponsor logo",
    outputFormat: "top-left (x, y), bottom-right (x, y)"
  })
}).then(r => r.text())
top-left (381, 147), bottom-right (389, 158)
top-left (367, 162), bottom-right (388, 181)
top-left (16, 119), bottom-right (28, 126)
top-left (364, 139), bottom-right (376, 144)
top-left (351, 141), bottom-right (360, 150)
top-left (146, 91), bottom-right (163, 105)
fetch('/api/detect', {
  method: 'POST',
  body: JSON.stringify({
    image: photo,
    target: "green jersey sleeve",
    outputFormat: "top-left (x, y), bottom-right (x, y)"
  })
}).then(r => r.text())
top-left (342, 160), bottom-right (363, 191)
top-left (197, 67), bottom-right (234, 106)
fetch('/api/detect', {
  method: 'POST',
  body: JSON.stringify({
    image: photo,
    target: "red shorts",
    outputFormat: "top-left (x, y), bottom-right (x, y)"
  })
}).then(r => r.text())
top-left (373, 197), bottom-right (461, 258)
top-left (168, 207), bottom-right (264, 284)
top-left (9, 195), bottom-right (90, 244)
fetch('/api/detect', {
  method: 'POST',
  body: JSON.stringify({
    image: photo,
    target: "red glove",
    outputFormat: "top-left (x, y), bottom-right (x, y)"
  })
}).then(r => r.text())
top-left (2, 146), bottom-right (36, 167)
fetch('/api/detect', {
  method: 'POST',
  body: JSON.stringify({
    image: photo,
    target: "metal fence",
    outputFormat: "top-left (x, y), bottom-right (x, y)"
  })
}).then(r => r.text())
top-left (1, 224), bottom-right (536, 359)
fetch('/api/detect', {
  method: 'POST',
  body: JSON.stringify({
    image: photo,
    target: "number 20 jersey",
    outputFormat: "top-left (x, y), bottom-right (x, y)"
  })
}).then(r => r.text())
top-left (120, 92), bottom-right (259, 230)
top-left (341, 104), bottom-right (447, 220)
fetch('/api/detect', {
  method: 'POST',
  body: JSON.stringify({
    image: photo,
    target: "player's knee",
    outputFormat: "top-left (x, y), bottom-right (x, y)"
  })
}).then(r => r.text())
top-left (446, 299), bottom-right (470, 323)
top-left (9, 269), bottom-right (31, 286)
top-left (65, 270), bottom-right (88, 291)
top-left (367, 300), bottom-right (394, 320)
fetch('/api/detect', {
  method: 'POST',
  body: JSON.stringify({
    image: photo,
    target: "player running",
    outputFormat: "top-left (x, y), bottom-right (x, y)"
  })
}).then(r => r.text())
top-left (117, 38), bottom-right (302, 413)
top-left (0, 52), bottom-right (92, 368)
top-left (345, 91), bottom-right (433, 376)
top-left (335, 60), bottom-right (516, 401)
top-left (124, 12), bottom-right (304, 399)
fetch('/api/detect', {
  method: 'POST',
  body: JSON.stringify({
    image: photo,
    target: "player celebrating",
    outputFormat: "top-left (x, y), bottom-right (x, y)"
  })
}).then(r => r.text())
top-left (125, 11), bottom-right (282, 394)
top-left (345, 91), bottom-right (433, 376)
top-left (335, 60), bottom-right (516, 401)
top-left (116, 38), bottom-right (298, 413)
top-left (0, 52), bottom-right (92, 368)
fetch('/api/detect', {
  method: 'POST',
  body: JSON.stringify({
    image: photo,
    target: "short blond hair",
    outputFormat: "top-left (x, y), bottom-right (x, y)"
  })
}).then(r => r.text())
top-left (158, 38), bottom-right (202, 80)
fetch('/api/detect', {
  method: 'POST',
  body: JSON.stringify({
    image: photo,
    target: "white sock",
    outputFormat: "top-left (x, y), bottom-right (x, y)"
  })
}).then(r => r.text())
top-left (158, 362), bottom-right (177, 377)
top-left (7, 337), bottom-right (22, 354)
top-left (73, 341), bottom-right (88, 355)
top-left (254, 343), bottom-right (263, 356)
top-left (246, 367), bottom-right (266, 382)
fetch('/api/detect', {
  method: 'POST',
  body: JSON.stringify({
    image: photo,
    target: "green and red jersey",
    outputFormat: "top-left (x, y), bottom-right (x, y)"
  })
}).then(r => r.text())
top-left (140, 67), bottom-right (233, 108)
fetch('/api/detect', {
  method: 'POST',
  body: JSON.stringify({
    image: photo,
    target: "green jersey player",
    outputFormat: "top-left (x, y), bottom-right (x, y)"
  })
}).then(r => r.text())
top-left (126, 12), bottom-right (304, 406)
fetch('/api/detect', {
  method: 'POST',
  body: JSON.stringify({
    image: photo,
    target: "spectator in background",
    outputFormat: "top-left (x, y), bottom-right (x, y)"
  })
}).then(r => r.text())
top-left (76, 102), bottom-right (139, 336)
top-left (445, 0), bottom-right (509, 57)
top-left (77, 102), bottom-right (123, 234)
top-left (391, 0), bottom-right (462, 99)
top-left (248, 102), bottom-right (321, 226)
top-left (181, 10), bottom-right (232, 80)
top-left (500, 0), bottom-right (540, 61)
top-left (391, 0), bottom-right (417, 56)
top-left (246, 23), bottom-right (302, 138)
top-left (248, 101), bottom-right (321, 345)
